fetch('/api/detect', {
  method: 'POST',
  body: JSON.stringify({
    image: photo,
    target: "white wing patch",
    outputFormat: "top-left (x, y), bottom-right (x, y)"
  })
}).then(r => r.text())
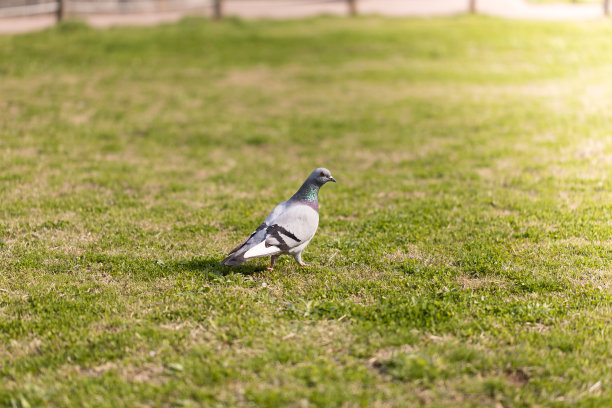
top-left (243, 202), bottom-right (319, 259)
top-left (243, 241), bottom-right (281, 259)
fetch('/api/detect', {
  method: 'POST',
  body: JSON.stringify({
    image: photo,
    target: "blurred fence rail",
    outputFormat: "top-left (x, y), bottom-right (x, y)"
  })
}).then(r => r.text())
top-left (0, 0), bottom-right (473, 20)
top-left (0, 0), bottom-right (610, 24)
top-left (0, 1), bottom-right (58, 18)
top-left (0, 0), bottom-right (214, 18)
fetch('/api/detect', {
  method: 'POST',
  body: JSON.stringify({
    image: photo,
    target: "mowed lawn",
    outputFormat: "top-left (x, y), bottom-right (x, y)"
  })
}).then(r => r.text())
top-left (0, 16), bottom-right (611, 407)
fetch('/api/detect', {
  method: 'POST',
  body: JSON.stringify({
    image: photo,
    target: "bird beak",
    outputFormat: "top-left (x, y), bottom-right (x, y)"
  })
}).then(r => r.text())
top-left (329, 177), bottom-right (336, 183)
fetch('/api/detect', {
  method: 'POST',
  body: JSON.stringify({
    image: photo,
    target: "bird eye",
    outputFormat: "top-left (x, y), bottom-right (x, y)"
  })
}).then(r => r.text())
top-left (320, 172), bottom-right (325, 177)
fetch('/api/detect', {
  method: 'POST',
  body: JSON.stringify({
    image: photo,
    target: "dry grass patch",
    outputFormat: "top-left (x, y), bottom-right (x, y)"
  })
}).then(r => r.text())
top-left (386, 246), bottom-right (454, 268)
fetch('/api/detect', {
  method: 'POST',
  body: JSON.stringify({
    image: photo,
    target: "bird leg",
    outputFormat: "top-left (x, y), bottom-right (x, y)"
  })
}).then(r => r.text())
top-left (267, 255), bottom-right (278, 271)
top-left (293, 253), bottom-right (309, 267)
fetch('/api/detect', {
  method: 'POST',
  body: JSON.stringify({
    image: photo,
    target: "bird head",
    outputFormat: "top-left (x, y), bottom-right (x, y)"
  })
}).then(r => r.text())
top-left (310, 168), bottom-right (336, 186)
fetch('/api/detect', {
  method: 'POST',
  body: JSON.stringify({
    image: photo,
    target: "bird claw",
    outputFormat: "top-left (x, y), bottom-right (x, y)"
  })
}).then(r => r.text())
top-left (299, 262), bottom-right (310, 267)
top-left (266, 267), bottom-right (274, 271)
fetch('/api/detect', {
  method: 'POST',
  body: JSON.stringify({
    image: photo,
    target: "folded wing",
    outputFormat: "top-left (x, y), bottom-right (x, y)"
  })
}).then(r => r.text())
top-left (221, 203), bottom-right (319, 265)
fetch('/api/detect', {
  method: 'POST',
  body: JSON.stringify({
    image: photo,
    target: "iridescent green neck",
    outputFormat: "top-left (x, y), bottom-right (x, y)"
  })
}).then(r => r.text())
top-left (292, 182), bottom-right (319, 203)
top-left (300, 185), bottom-right (318, 201)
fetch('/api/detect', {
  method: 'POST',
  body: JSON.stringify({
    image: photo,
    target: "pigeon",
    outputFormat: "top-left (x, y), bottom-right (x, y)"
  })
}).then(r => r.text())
top-left (221, 168), bottom-right (336, 270)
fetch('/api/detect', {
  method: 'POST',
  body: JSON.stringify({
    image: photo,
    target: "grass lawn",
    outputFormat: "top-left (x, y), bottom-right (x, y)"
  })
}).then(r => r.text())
top-left (0, 15), bottom-right (611, 407)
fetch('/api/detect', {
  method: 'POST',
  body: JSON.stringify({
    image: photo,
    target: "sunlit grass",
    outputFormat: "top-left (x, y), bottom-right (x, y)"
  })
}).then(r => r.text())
top-left (0, 16), bottom-right (611, 407)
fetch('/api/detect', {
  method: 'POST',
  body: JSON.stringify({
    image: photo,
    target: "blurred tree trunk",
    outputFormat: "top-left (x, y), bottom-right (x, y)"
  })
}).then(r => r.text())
top-left (213, 0), bottom-right (223, 19)
top-left (605, 0), bottom-right (610, 16)
top-left (469, 0), bottom-right (477, 14)
top-left (348, 0), bottom-right (357, 16)
top-left (57, 0), bottom-right (67, 22)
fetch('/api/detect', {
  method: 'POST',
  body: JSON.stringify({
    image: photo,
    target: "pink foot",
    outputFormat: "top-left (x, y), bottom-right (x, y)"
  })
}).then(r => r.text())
top-left (266, 267), bottom-right (274, 271)
top-left (299, 262), bottom-right (310, 267)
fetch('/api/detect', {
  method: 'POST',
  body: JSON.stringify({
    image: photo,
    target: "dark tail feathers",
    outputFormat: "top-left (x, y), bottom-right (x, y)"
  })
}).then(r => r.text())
top-left (220, 253), bottom-right (245, 266)
top-left (221, 222), bottom-right (267, 266)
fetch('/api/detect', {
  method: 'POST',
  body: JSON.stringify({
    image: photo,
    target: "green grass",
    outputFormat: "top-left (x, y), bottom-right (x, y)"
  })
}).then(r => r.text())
top-left (0, 15), bottom-right (611, 407)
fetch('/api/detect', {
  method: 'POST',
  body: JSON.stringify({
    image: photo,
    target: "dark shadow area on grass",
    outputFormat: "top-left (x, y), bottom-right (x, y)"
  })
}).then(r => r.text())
top-left (173, 257), bottom-right (266, 276)
top-left (79, 252), bottom-right (267, 280)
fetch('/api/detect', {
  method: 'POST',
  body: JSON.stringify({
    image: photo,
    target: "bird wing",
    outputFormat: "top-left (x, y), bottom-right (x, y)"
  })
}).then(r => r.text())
top-left (227, 221), bottom-right (267, 255)
top-left (222, 201), bottom-right (319, 263)
top-left (243, 203), bottom-right (319, 259)
top-left (220, 201), bottom-right (289, 265)
top-left (263, 203), bottom-right (319, 251)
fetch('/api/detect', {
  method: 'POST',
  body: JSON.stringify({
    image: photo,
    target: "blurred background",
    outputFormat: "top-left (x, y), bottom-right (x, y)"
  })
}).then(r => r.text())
top-left (0, 0), bottom-right (609, 34)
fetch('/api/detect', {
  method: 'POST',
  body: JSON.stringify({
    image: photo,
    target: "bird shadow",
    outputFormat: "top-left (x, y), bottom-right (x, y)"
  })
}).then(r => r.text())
top-left (171, 257), bottom-right (266, 276)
